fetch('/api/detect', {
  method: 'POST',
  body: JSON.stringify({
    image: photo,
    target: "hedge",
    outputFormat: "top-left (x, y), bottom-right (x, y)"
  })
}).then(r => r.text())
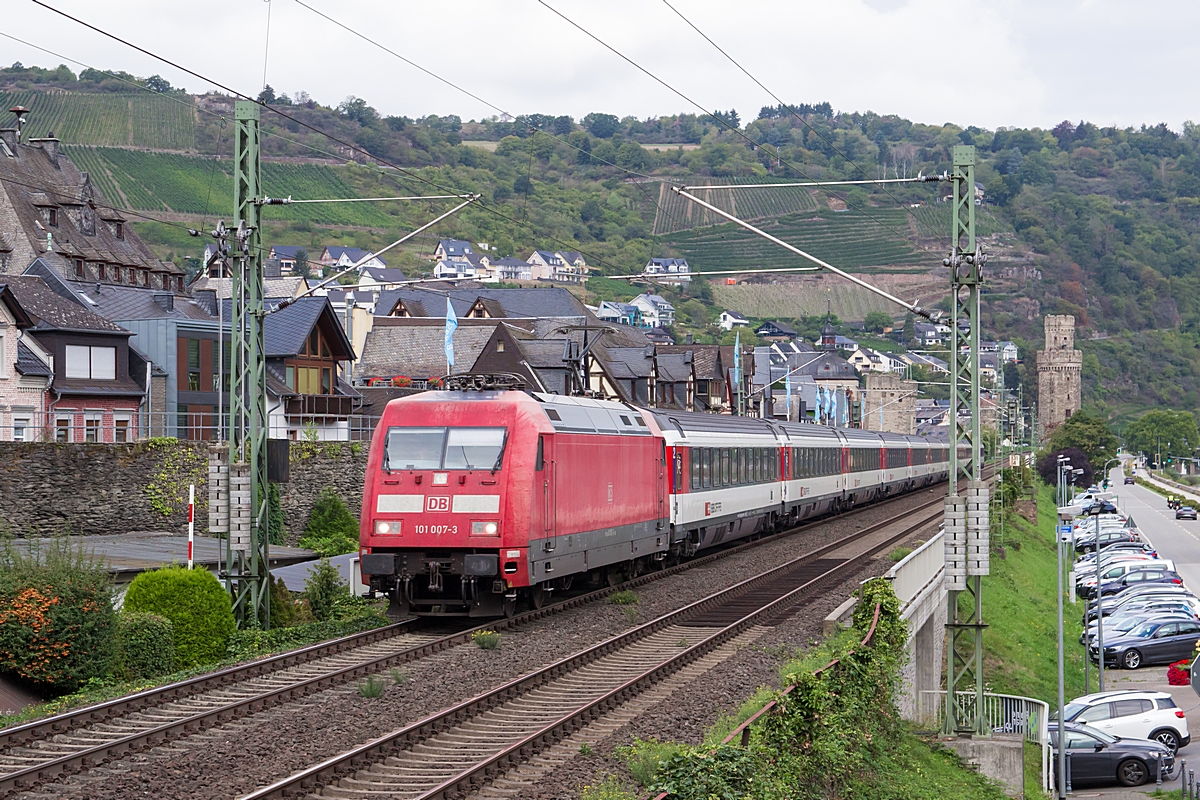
top-left (114, 612), bottom-right (175, 679)
top-left (123, 566), bottom-right (235, 668)
top-left (298, 489), bottom-right (359, 557)
top-left (0, 538), bottom-right (116, 693)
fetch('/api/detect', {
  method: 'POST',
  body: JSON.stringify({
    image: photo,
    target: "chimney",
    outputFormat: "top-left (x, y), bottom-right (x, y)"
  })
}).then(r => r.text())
top-left (685, 333), bottom-right (693, 345)
top-left (29, 132), bottom-right (59, 167)
top-left (153, 292), bottom-right (175, 312)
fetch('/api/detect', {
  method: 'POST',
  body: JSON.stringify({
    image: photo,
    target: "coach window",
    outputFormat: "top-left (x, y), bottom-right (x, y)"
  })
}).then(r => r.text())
top-left (718, 448), bottom-right (728, 486)
top-left (701, 448), bottom-right (711, 488)
top-left (691, 449), bottom-right (701, 489)
top-left (770, 451), bottom-right (777, 480)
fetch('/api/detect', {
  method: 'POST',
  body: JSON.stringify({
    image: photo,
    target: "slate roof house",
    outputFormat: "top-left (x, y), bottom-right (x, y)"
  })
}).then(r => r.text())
top-left (318, 246), bottom-right (385, 272)
top-left (358, 267), bottom-right (407, 289)
top-left (0, 117), bottom-right (185, 290)
top-left (493, 256), bottom-right (533, 282)
top-left (630, 293), bottom-right (675, 328)
top-left (717, 310), bottom-right (749, 331)
top-left (755, 320), bottom-right (797, 341)
top-left (433, 239), bottom-right (474, 261)
top-left (527, 250), bottom-right (586, 283)
top-left (1, 275), bottom-right (148, 442)
top-left (268, 245), bottom-right (309, 275)
top-left (594, 301), bottom-right (641, 327)
top-left (645, 257), bottom-right (691, 284)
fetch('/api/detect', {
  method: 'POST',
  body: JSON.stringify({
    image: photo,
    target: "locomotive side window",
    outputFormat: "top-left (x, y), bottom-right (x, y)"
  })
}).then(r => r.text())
top-left (536, 436), bottom-right (545, 471)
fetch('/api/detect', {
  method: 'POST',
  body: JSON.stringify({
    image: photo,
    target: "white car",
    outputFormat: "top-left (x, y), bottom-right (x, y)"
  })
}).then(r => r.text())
top-left (1078, 560), bottom-right (1178, 596)
top-left (1057, 690), bottom-right (1190, 752)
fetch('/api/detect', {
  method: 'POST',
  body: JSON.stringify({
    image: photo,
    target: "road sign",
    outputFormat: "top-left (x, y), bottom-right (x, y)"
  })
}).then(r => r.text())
top-left (1191, 653), bottom-right (1200, 698)
top-left (1058, 525), bottom-right (1072, 535)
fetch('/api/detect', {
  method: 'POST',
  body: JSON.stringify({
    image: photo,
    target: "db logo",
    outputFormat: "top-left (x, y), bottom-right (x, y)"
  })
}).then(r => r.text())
top-left (426, 496), bottom-right (451, 512)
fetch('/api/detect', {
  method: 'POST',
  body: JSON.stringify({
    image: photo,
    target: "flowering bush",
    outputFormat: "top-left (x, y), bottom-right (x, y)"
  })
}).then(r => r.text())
top-left (1168, 659), bottom-right (1191, 686)
top-left (0, 538), bottom-right (116, 693)
top-left (428, 376), bottom-right (444, 388)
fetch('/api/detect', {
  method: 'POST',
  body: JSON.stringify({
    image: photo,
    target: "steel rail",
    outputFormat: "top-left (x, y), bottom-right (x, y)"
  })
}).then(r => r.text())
top-left (0, 474), bottom-right (967, 795)
top-left (239, 499), bottom-right (949, 800)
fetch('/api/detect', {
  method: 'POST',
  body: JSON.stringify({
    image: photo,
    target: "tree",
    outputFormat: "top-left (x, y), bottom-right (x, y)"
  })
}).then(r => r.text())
top-left (1123, 409), bottom-right (1200, 461)
top-left (145, 74), bottom-right (172, 93)
top-left (863, 311), bottom-right (892, 333)
top-left (257, 84), bottom-right (276, 104)
top-left (293, 247), bottom-right (311, 279)
top-left (1036, 447), bottom-right (1093, 488)
top-left (1046, 410), bottom-right (1119, 468)
top-left (583, 113), bottom-right (619, 139)
top-left (902, 312), bottom-right (915, 345)
top-left (1002, 361), bottom-right (1020, 391)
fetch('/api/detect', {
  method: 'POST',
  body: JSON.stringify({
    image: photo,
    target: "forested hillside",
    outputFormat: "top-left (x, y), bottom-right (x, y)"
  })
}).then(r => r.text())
top-left (5, 61), bottom-right (1200, 420)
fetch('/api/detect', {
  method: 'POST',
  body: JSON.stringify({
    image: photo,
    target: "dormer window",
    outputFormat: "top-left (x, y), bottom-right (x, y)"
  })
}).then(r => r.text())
top-left (114, 222), bottom-right (123, 239)
top-left (48, 208), bottom-right (58, 227)
top-left (111, 266), bottom-right (121, 283)
top-left (98, 264), bottom-right (106, 280)
top-left (74, 259), bottom-right (84, 278)
top-left (128, 269), bottom-right (136, 285)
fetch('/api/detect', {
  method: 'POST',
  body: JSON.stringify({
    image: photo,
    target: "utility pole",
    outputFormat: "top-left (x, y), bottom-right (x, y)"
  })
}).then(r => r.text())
top-left (943, 145), bottom-right (990, 735)
top-left (226, 100), bottom-right (270, 628)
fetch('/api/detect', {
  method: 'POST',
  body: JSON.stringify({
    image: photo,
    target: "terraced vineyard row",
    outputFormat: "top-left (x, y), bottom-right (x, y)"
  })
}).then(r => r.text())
top-left (907, 202), bottom-right (1006, 239)
top-left (663, 209), bottom-right (933, 271)
top-left (62, 147), bottom-right (410, 228)
top-left (0, 92), bottom-right (194, 150)
top-left (652, 178), bottom-right (818, 235)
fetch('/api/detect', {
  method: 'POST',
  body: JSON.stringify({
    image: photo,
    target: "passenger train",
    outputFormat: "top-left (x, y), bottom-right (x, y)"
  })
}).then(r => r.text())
top-left (358, 386), bottom-right (951, 617)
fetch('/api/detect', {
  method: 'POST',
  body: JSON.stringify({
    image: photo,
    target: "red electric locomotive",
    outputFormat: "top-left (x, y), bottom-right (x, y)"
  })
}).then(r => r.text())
top-left (359, 384), bottom-right (668, 616)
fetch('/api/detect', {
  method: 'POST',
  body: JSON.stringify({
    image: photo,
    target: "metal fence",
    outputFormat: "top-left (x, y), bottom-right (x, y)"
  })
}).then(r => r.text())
top-left (918, 690), bottom-right (1051, 793)
top-left (0, 411), bottom-right (383, 444)
top-left (887, 529), bottom-right (944, 608)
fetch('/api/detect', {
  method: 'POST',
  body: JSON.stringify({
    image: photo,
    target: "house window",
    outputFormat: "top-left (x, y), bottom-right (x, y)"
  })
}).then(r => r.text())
top-left (0, 330), bottom-right (5, 378)
top-left (187, 338), bottom-right (201, 391)
top-left (112, 266), bottom-right (122, 283)
top-left (128, 268), bottom-right (136, 285)
top-left (115, 222), bottom-right (123, 239)
top-left (48, 208), bottom-right (58, 226)
top-left (84, 416), bottom-right (100, 443)
top-left (98, 264), bottom-right (106, 280)
top-left (65, 345), bottom-right (116, 380)
top-left (55, 416), bottom-right (71, 442)
top-left (75, 259), bottom-right (84, 278)
top-left (496, 341), bottom-right (505, 353)
top-left (114, 416), bottom-right (130, 443)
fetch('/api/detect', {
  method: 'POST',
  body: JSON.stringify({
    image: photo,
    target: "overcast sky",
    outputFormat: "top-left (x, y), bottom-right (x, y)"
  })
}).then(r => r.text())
top-left (4, 0), bottom-right (1198, 132)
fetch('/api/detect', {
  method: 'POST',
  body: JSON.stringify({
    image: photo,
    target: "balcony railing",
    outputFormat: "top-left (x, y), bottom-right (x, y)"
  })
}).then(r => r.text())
top-left (284, 394), bottom-right (355, 416)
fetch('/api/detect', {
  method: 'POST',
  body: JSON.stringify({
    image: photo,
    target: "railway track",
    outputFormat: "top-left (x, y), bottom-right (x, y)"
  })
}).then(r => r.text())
top-left (0, 479), bottom-right (961, 797)
top-left (239, 497), bottom-right (946, 800)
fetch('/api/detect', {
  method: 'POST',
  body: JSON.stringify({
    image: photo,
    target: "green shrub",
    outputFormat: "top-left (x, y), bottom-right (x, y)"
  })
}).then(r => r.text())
top-left (268, 574), bottom-right (298, 628)
top-left (123, 566), bottom-right (235, 668)
top-left (608, 590), bottom-right (639, 605)
top-left (358, 674), bottom-right (385, 697)
top-left (888, 546), bottom-right (914, 562)
top-left (114, 612), bottom-right (175, 679)
top-left (472, 629), bottom-right (501, 650)
top-left (298, 489), bottom-right (359, 556)
top-left (303, 557), bottom-right (347, 622)
top-left (616, 738), bottom-right (685, 787)
top-left (0, 537), bottom-right (117, 693)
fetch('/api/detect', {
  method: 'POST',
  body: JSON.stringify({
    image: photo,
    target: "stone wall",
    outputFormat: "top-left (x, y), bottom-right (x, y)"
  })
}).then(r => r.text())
top-left (0, 439), bottom-right (368, 542)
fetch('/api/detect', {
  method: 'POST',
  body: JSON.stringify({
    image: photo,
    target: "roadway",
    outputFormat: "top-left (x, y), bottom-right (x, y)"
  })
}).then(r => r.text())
top-left (1109, 464), bottom-right (1200, 594)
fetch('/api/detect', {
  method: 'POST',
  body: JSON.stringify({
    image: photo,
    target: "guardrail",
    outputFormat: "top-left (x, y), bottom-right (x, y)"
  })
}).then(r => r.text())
top-left (887, 528), bottom-right (944, 609)
top-left (918, 689), bottom-right (1051, 793)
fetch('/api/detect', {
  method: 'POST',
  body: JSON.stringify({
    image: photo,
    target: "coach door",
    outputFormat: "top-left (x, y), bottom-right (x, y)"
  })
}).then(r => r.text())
top-left (540, 435), bottom-right (556, 540)
top-left (657, 441), bottom-right (667, 528)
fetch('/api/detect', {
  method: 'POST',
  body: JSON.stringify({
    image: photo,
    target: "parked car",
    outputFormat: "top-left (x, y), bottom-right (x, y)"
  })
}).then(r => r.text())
top-left (1053, 690), bottom-right (1190, 752)
top-left (1081, 612), bottom-right (1196, 646)
top-left (1125, 476), bottom-right (1137, 485)
top-left (1077, 560), bottom-right (1174, 598)
top-left (1178, 506), bottom-right (1198, 520)
top-left (1075, 543), bottom-right (1159, 567)
top-left (1097, 570), bottom-right (1184, 598)
top-left (1090, 618), bottom-right (1200, 669)
top-left (1076, 530), bottom-right (1141, 554)
top-left (1085, 595), bottom-right (1200, 625)
top-left (1048, 722), bottom-right (1174, 787)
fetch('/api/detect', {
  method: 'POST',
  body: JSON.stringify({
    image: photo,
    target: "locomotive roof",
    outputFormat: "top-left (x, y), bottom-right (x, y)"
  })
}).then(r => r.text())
top-left (531, 392), bottom-right (654, 437)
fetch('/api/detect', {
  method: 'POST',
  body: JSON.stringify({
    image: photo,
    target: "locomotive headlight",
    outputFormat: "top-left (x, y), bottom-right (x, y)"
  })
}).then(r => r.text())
top-left (375, 520), bottom-right (401, 535)
top-left (472, 521), bottom-right (499, 536)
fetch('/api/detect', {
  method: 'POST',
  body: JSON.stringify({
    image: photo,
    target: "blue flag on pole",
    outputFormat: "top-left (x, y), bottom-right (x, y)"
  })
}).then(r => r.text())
top-left (444, 296), bottom-right (457, 369)
top-left (784, 370), bottom-right (792, 418)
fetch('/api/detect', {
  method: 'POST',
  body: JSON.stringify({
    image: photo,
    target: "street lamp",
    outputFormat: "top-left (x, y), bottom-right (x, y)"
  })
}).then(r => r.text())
top-left (1054, 453), bottom-right (1071, 799)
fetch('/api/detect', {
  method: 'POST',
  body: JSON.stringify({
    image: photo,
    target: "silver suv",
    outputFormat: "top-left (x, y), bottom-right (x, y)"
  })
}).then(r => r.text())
top-left (1056, 690), bottom-right (1190, 752)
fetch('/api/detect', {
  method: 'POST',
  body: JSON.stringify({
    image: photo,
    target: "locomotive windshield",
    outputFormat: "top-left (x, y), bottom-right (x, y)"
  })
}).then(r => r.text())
top-left (384, 426), bottom-right (507, 471)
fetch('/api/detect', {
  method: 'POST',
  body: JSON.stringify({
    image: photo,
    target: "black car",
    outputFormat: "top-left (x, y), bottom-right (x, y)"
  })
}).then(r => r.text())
top-left (1125, 476), bottom-right (1137, 485)
top-left (1091, 618), bottom-right (1200, 669)
top-left (1178, 507), bottom-right (1198, 520)
top-left (1097, 570), bottom-right (1184, 597)
top-left (1049, 722), bottom-right (1174, 787)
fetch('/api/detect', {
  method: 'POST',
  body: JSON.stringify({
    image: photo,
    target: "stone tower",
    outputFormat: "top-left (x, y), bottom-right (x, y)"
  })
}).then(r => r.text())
top-left (1037, 314), bottom-right (1082, 436)
top-left (862, 373), bottom-right (918, 434)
